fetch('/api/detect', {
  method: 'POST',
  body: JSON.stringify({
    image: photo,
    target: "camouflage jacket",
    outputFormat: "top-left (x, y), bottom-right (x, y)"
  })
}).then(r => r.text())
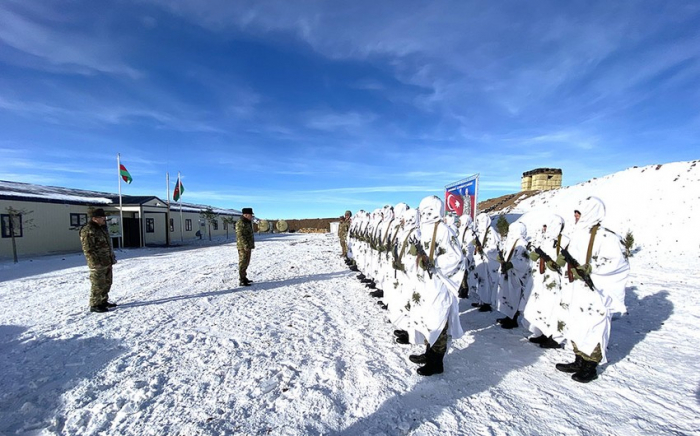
top-left (338, 219), bottom-right (350, 240)
top-left (236, 217), bottom-right (255, 250)
top-left (80, 221), bottom-right (116, 269)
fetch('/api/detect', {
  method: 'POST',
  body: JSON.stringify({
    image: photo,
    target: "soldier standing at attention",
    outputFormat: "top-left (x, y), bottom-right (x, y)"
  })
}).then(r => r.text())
top-left (80, 208), bottom-right (117, 313)
top-left (338, 210), bottom-right (352, 260)
top-left (236, 207), bottom-right (255, 287)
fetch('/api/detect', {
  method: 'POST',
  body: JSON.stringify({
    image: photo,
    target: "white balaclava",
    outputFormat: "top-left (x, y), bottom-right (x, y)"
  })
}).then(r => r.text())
top-left (475, 213), bottom-right (492, 237)
top-left (459, 214), bottom-right (473, 231)
top-left (394, 202), bottom-right (410, 218)
top-left (505, 221), bottom-right (527, 250)
top-left (402, 207), bottom-right (419, 231)
top-left (545, 214), bottom-right (565, 239)
top-left (574, 196), bottom-right (606, 232)
top-left (418, 195), bottom-right (444, 225)
top-left (382, 204), bottom-right (394, 223)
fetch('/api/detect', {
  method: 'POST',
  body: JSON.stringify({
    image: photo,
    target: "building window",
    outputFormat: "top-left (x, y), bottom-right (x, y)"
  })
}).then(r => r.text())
top-left (146, 218), bottom-right (155, 233)
top-left (170, 218), bottom-right (174, 232)
top-left (70, 213), bottom-right (88, 227)
top-left (212, 220), bottom-right (218, 230)
top-left (1, 213), bottom-right (23, 238)
top-left (185, 219), bottom-right (192, 231)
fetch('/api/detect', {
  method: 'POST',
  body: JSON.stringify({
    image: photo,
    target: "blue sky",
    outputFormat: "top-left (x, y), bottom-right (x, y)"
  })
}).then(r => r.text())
top-left (1, 1), bottom-right (699, 219)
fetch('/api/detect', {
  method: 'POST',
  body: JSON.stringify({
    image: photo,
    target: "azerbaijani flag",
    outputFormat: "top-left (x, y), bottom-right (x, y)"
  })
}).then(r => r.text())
top-left (120, 164), bottom-right (133, 184)
top-left (173, 176), bottom-right (185, 201)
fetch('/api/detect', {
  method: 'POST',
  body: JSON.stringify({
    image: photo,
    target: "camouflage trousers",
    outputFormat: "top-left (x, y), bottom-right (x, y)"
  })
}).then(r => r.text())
top-left (339, 238), bottom-right (348, 257)
top-left (426, 323), bottom-right (449, 355)
top-left (238, 248), bottom-right (252, 281)
top-left (572, 341), bottom-right (603, 363)
top-left (89, 266), bottom-right (113, 307)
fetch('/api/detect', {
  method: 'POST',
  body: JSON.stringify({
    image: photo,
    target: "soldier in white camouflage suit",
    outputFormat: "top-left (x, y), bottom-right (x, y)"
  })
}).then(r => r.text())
top-left (554, 197), bottom-right (630, 383)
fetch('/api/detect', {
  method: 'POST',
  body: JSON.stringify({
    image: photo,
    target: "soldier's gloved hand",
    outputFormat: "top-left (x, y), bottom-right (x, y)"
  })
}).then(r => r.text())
top-left (555, 253), bottom-right (567, 267)
top-left (501, 261), bottom-right (513, 273)
top-left (409, 245), bottom-right (418, 256)
top-left (572, 263), bottom-right (592, 280)
top-left (545, 260), bottom-right (558, 272)
top-left (417, 253), bottom-right (431, 271)
top-left (528, 251), bottom-right (540, 261)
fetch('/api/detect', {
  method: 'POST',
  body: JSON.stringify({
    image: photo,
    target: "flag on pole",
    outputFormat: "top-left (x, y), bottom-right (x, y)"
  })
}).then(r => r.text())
top-left (120, 164), bottom-right (133, 184)
top-left (173, 176), bottom-right (185, 201)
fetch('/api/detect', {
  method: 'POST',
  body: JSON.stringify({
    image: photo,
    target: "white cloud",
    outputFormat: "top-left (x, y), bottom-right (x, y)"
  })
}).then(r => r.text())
top-left (0, 5), bottom-right (141, 78)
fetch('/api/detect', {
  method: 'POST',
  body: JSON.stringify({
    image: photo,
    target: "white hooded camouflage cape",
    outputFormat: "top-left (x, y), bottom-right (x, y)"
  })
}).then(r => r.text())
top-left (401, 196), bottom-right (465, 347)
top-left (495, 222), bottom-right (532, 319)
top-left (522, 214), bottom-right (568, 338)
top-left (558, 196), bottom-right (630, 364)
top-left (457, 215), bottom-right (475, 279)
top-left (374, 205), bottom-right (395, 291)
top-left (469, 214), bottom-right (501, 306)
top-left (388, 207), bottom-right (420, 334)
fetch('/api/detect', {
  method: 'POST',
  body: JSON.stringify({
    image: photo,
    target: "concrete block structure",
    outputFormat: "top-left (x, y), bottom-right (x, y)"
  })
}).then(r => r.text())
top-left (521, 168), bottom-right (563, 191)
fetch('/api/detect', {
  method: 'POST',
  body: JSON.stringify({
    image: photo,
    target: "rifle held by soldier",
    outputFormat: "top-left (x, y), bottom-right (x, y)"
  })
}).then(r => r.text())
top-left (560, 247), bottom-right (595, 291)
top-left (411, 240), bottom-right (434, 279)
top-left (533, 246), bottom-right (562, 275)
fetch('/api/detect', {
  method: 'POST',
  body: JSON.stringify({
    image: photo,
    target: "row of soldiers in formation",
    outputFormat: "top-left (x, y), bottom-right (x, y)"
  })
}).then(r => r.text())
top-left (336, 195), bottom-right (630, 383)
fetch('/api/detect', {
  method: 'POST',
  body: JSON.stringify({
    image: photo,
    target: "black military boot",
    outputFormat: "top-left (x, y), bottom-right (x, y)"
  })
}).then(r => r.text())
top-left (417, 349), bottom-right (444, 376)
top-left (365, 282), bottom-right (377, 289)
top-left (556, 355), bottom-right (584, 373)
top-left (528, 334), bottom-right (548, 344)
top-left (395, 330), bottom-right (409, 344)
top-left (458, 285), bottom-right (469, 299)
top-left (393, 329), bottom-right (408, 338)
top-left (539, 336), bottom-right (563, 349)
top-left (357, 274), bottom-right (366, 280)
top-left (90, 305), bottom-right (109, 313)
top-left (369, 289), bottom-right (384, 298)
top-left (478, 304), bottom-right (492, 312)
top-left (349, 265), bottom-right (359, 272)
top-left (471, 302), bottom-right (481, 307)
top-left (409, 344), bottom-right (430, 364)
top-left (572, 360), bottom-right (599, 383)
top-left (105, 301), bottom-right (118, 308)
top-left (500, 311), bottom-right (520, 329)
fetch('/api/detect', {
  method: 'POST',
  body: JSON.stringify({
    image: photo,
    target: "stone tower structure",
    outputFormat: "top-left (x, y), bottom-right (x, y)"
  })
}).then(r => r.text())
top-left (521, 168), bottom-right (563, 191)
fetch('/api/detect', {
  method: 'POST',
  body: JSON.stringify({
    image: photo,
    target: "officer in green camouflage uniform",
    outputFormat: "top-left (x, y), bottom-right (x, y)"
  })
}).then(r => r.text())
top-left (79, 208), bottom-right (117, 313)
top-left (338, 210), bottom-right (351, 259)
top-left (236, 207), bottom-right (255, 286)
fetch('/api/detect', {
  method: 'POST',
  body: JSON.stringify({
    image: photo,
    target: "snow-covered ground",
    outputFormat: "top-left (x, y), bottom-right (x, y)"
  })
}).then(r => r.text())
top-left (1, 161), bottom-right (699, 435)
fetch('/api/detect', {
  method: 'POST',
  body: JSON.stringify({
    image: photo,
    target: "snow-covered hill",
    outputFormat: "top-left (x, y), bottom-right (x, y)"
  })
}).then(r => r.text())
top-left (491, 160), bottom-right (700, 263)
top-left (1, 161), bottom-right (699, 435)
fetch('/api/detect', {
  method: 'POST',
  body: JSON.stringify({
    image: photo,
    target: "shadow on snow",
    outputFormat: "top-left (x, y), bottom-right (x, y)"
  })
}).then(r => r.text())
top-left (0, 324), bottom-right (123, 434)
top-left (604, 286), bottom-right (673, 368)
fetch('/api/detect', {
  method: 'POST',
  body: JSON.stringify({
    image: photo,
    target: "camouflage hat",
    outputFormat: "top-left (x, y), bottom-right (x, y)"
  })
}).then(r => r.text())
top-left (242, 207), bottom-right (254, 215)
top-left (91, 208), bottom-right (107, 218)
top-left (345, 210), bottom-right (352, 216)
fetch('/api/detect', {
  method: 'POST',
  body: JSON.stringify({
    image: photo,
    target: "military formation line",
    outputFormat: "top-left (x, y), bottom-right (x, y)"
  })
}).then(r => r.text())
top-left (336, 195), bottom-right (630, 383)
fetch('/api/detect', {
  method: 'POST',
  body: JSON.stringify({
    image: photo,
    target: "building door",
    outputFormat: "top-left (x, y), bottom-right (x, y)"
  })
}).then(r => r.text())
top-left (123, 217), bottom-right (141, 248)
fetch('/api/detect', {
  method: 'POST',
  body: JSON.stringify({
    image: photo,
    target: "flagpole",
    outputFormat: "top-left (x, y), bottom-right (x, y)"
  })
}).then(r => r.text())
top-left (166, 172), bottom-right (171, 247)
top-left (117, 153), bottom-right (125, 249)
top-left (474, 173), bottom-right (480, 219)
top-left (178, 171), bottom-right (184, 242)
